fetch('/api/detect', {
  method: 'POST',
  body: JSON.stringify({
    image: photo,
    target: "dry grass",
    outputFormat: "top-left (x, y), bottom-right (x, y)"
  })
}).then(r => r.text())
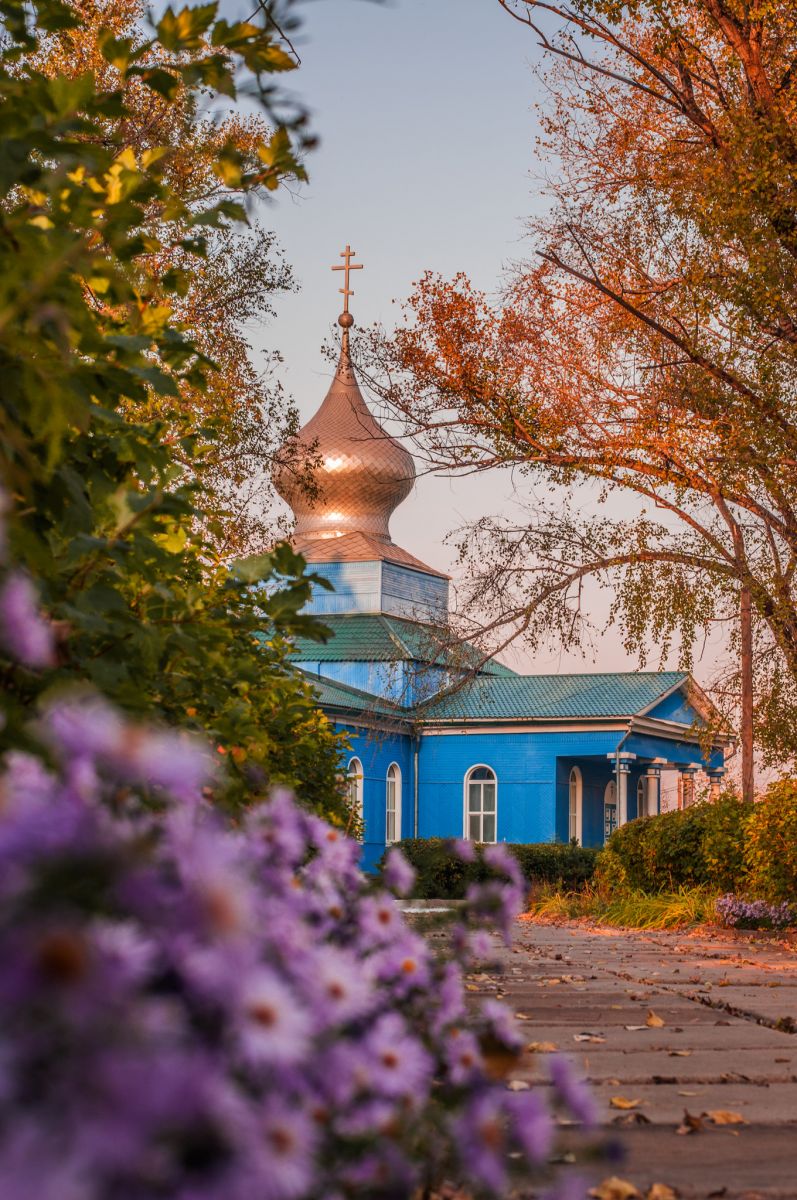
top-left (526, 885), bottom-right (718, 930)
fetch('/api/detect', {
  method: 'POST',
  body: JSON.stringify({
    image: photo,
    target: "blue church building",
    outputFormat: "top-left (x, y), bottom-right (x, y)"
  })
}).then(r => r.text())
top-left (273, 265), bottom-right (729, 870)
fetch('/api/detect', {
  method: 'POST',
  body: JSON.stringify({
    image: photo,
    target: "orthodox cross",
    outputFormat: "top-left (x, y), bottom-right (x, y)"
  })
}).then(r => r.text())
top-left (331, 244), bottom-right (363, 316)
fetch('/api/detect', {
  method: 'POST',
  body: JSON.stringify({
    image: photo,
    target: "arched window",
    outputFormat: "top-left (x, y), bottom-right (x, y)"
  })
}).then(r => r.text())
top-left (465, 766), bottom-right (497, 843)
top-left (386, 763), bottom-right (401, 844)
top-left (347, 757), bottom-right (364, 833)
top-left (604, 779), bottom-right (617, 843)
top-left (637, 775), bottom-right (647, 819)
top-left (568, 766), bottom-right (583, 844)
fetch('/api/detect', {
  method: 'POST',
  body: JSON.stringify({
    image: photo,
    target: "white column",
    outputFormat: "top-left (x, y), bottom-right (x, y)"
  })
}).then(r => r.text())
top-left (617, 760), bottom-right (629, 826)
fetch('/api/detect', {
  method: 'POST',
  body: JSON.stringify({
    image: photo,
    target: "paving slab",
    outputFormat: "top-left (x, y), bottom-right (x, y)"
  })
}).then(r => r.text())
top-left (496, 920), bottom-right (797, 1198)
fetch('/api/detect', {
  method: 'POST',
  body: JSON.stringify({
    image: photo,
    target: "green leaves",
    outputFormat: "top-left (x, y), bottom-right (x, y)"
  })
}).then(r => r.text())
top-left (0, 0), bottom-right (347, 823)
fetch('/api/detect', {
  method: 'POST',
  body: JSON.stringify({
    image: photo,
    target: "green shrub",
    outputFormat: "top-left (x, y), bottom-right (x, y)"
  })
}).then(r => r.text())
top-left (701, 793), bottom-right (749, 892)
top-left (605, 794), bottom-right (749, 892)
top-left (745, 778), bottom-right (797, 902)
top-left (387, 839), bottom-right (599, 900)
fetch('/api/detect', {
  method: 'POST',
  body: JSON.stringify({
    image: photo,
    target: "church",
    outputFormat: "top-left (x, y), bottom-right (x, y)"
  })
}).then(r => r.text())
top-left (273, 249), bottom-right (729, 871)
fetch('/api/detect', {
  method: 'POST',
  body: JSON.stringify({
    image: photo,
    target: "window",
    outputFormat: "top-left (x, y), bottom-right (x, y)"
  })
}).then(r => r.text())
top-left (604, 779), bottom-right (617, 843)
top-left (347, 758), bottom-right (364, 833)
top-left (465, 766), bottom-right (497, 843)
top-left (568, 766), bottom-right (583, 844)
top-left (637, 775), bottom-right (647, 819)
top-left (386, 763), bottom-right (401, 844)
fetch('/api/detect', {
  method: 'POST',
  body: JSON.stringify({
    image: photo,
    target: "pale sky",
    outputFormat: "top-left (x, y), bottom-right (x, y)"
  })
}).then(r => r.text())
top-left (229, 0), bottom-right (730, 684)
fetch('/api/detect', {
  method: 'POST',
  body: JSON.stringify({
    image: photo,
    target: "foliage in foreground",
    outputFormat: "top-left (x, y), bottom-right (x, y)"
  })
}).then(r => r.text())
top-left (528, 885), bottom-right (718, 932)
top-left (0, 0), bottom-right (347, 818)
top-left (389, 837), bottom-right (599, 900)
top-left (0, 537), bottom-right (597, 1198)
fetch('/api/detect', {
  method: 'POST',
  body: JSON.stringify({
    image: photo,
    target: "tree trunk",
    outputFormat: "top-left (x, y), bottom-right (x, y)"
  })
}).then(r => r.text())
top-left (740, 585), bottom-right (755, 803)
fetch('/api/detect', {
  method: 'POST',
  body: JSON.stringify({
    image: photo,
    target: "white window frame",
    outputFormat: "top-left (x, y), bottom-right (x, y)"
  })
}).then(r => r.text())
top-left (347, 757), bottom-right (364, 835)
top-left (463, 765), bottom-right (497, 843)
top-left (568, 766), bottom-right (583, 845)
top-left (385, 762), bottom-right (401, 844)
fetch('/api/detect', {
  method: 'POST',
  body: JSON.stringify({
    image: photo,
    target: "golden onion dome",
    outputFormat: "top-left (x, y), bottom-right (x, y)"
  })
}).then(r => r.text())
top-left (273, 326), bottom-right (415, 543)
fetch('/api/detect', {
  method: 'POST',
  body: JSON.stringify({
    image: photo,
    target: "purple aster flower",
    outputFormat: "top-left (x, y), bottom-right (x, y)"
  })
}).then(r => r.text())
top-left (444, 1026), bottom-right (484, 1085)
top-left (381, 847), bottom-right (416, 896)
top-left (507, 1090), bottom-right (554, 1163)
top-left (483, 842), bottom-right (524, 889)
top-left (358, 891), bottom-right (402, 944)
top-left (371, 929), bottom-right (431, 996)
top-left (363, 1011), bottom-right (433, 1100)
top-left (453, 1091), bottom-right (508, 1194)
top-left (0, 571), bottom-right (55, 669)
top-left (451, 837), bottom-right (476, 863)
top-left (257, 1098), bottom-right (318, 1200)
top-left (298, 944), bottom-right (374, 1027)
top-left (431, 960), bottom-right (466, 1034)
top-left (237, 970), bottom-right (312, 1066)
top-left (549, 1055), bottom-right (597, 1128)
top-left (482, 998), bottom-right (524, 1053)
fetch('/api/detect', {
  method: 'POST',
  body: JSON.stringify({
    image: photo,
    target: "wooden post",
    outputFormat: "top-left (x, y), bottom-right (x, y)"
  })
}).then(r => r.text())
top-left (740, 584), bottom-right (755, 803)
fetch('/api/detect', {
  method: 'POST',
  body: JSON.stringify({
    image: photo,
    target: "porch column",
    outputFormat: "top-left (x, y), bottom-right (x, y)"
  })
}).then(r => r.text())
top-left (647, 762), bottom-right (664, 816)
top-left (680, 763), bottom-right (699, 808)
top-left (708, 768), bottom-right (725, 800)
top-left (607, 752), bottom-right (636, 826)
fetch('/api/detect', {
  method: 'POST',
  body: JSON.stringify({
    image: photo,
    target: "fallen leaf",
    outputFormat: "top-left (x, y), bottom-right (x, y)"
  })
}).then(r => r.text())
top-left (669, 1050), bottom-right (692, 1057)
top-left (676, 1109), bottom-right (704, 1135)
top-left (613, 1111), bottom-right (652, 1126)
top-left (610, 1096), bottom-right (642, 1110)
top-left (646, 1010), bottom-right (665, 1028)
top-left (589, 1176), bottom-right (642, 1200)
top-left (704, 1110), bottom-right (747, 1126)
top-left (574, 1033), bottom-right (606, 1043)
top-left (625, 1024), bottom-right (649, 1031)
top-left (678, 1090), bottom-right (702, 1097)
top-left (514, 1012), bottom-right (531, 1020)
top-left (647, 1186), bottom-right (679, 1200)
top-left (526, 1041), bottom-right (557, 1053)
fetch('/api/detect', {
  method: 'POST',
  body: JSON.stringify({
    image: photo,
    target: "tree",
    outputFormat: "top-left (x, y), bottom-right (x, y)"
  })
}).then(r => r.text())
top-left (0, 0), bottom-right (349, 821)
top-left (31, 0), bottom-right (317, 557)
top-left (362, 0), bottom-right (797, 790)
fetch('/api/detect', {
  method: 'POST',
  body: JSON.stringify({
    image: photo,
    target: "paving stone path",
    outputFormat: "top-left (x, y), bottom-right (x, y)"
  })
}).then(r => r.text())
top-left (483, 921), bottom-right (797, 1198)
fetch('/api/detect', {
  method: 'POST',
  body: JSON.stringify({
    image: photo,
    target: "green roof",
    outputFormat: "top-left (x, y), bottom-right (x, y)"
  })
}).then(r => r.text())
top-left (300, 671), bottom-right (405, 719)
top-left (420, 671), bottom-right (688, 721)
top-left (288, 614), bottom-right (516, 676)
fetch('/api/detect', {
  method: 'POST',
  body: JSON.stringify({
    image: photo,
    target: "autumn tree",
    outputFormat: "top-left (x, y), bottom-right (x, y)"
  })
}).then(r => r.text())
top-left (31, 0), bottom-right (315, 556)
top-left (363, 0), bottom-right (797, 794)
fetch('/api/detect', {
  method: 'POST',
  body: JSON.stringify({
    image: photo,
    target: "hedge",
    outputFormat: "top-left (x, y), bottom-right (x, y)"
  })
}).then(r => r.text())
top-left (602, 780), bottom-right (797, 902)
top-left (385, 838), bottom-right (600, 900)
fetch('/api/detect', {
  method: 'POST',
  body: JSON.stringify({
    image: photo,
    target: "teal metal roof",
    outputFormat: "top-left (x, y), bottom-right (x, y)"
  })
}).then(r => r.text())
top-left (300, 671), bottom-right (404, 719)
top-left (288, 614), bottom-right (516, 676)
top-left (421, 671), bottom-right (688, 721)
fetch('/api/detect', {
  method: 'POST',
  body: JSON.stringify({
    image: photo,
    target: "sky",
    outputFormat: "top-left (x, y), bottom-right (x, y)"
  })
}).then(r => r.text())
top-left (226, 0), bottom-right (730, 683)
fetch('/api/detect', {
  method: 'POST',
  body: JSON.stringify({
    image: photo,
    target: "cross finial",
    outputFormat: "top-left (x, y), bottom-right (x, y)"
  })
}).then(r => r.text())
top-left (331, 244), bottom-right (363, 325)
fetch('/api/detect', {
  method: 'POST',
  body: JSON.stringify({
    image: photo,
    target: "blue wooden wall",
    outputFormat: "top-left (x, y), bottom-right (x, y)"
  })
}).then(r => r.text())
top-left (647, 690), bottom-right (702, 725)
top-left (303, 559), bottom-right (448, 621)
top-left (415, 728), bottom-right (623, 845)
top-left (335, 720), bottom-right (414, 872)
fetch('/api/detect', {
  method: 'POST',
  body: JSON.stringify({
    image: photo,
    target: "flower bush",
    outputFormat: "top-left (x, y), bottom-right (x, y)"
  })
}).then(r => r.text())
top-left (0, 528), bottom-right (594, 1198)
top-left (716, 895), bottom-right (795, 931)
